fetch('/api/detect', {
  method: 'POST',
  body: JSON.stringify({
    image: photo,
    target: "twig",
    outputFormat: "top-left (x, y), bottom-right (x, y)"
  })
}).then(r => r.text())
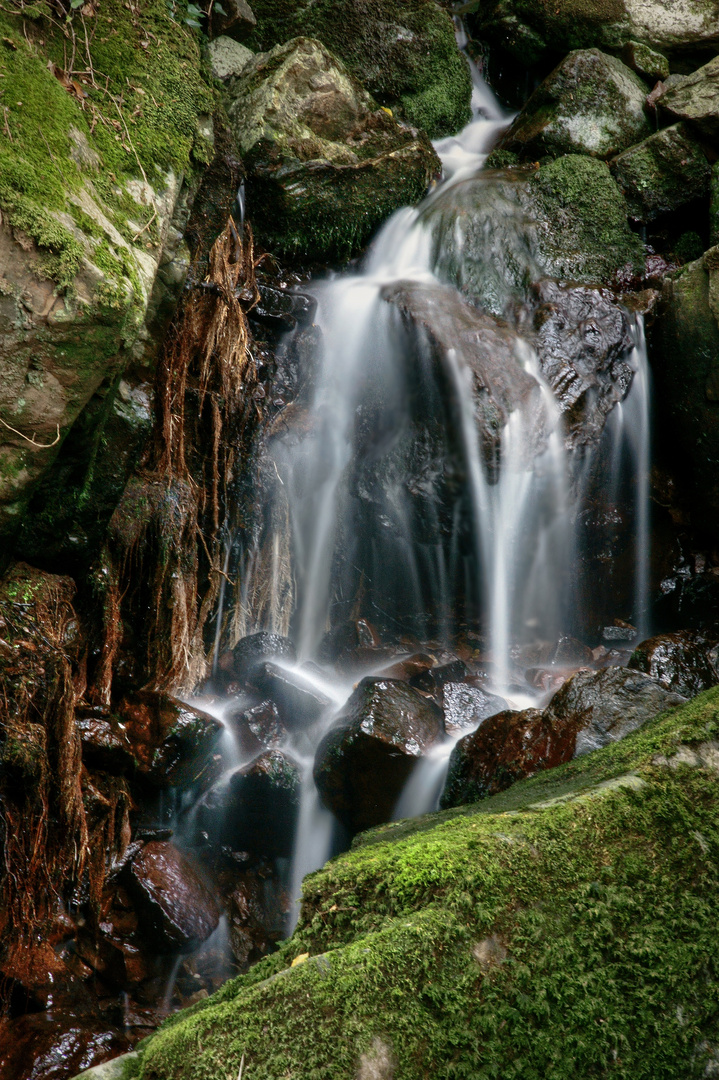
top-left (80, 13), bottom-right (96, 87)
top-left (0, 419), bottom-right (61, 448)
top-left (132, 205), bottom-right (157, 242)
top-left (237, 1053), bottom-right (245, 1080)
top-left (110, 93), bottom-right (147, 185)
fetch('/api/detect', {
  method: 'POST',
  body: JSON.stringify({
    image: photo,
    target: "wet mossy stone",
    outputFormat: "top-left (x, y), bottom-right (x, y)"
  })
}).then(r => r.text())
top-left (224, 37), bottom-right (440, 261)
top-left (649, 247), bottom-right (719, 539)
top-left (658, 53), bottom-right (719, 140)
top-left (621, 40), bottom-right (671, 82)
top-left (123, 688), bottom-right (719, 1080)
top-left (498, 49), bottom-right (652, 161)
top-left (245, 0), bottom-right (471, 138)
top-left (610, 122), bottom-right (711, 222)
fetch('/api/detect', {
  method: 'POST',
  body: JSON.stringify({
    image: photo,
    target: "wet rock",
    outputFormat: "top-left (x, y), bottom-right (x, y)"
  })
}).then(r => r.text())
top-left (252, 662), bottom-right (332, 727)
top-left (314, 677), bottom-right (444, 833)
top-left (627, 632), bottom-right (719, 696)
top-left (648, 247), bottom-right (719, 535)
top-left (441, 707), bottom-right (576, 807)
top-left (657, 55), bottom-right (719, 139)
top-left (75, 712), bottom-right (137, 775)
top-left (224, 38), bottom-right (440, 260)
top-left (610, 123), bottom-right (710, 222)
top-left (227, 699), bottom-right (286, 753)
top-left (0, 1014), bottom-right (132, 1080)
top-left (225, 865), bottom-right (288, 969)
top-left (602, 624), bottom-right (638, 643)
top-left (411, 659), bottom-right (469, 694)
top-left (498, 49), bottom-right (651, 161)
top-left (247, 0), bottom-right (471, 138)
top-left (116, 692), bottom-right (221, 788)
top-left (622, 41), bottom-right (670, 82)
top-left (318, 618), bottom-right (383, 664)
top-left (208, 35), bottom-right (254, 80)
top-left (380, 653), bottom-right (436, 681)
top-left (544, 666), bottom-right (686, 756)
top-left (533, 281), bottom-right (634, 445)
top-left (126, 842), bottom-right (220, 952)
top-left (442, 683), bottom-right (508, 735)
top-left (232, 631), bottom-right (296, 682)
top-left (210, 0), bottom-right (255, 41)
top-left (226, 750), bottom-right (301, 858)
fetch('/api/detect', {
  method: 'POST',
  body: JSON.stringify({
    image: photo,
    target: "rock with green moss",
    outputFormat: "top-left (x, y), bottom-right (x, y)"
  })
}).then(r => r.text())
top-left (622, 39), bottom-right (671, 81)
top-left (649, 246), bottom-right (719, 539)
top-left (498, 49), bottom-right (652, 161)
top-left (429, 155), bottom-right (644, 310)
top-left (657, 53), bottom-right (719, 138)
top-left (0, 0), bottom-right (214, 547)
top-left (223, 37), bottom-right (440, 261)
top-left (107, 687), bottom-right (719, 1080)
top-left (610, 122), bottom-right (711, 221)
top-left (245, 0), bottom-right (471, 138)
top-left (470, 0), bottom-right (719, 69)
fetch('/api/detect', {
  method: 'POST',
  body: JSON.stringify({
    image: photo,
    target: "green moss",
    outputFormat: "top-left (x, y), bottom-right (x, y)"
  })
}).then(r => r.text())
top-left (246, 0), bottom-right (471, 138)
top-left (134, 690), bottom-right (719, 1080)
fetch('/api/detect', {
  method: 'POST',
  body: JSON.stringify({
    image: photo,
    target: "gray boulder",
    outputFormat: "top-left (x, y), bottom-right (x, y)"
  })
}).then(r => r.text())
top-left (499, 49), bottom-right (652, 161)
top-left (223, 37), bottom-right (440, 260)
top-left (610, 122), bottom-right (711, 221)
top-left (657, 54), bottom-right (719, 139)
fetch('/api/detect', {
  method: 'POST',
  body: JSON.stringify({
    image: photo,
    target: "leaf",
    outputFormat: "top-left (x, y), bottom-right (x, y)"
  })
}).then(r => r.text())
top-left (70, 0), bottom-right (84, 9)
top-left (213, 2), bottom-right (227, 14)
top-left (185, 17), bottom-right (201, 26)
top-left (186, 4), bottom-right (202, 14)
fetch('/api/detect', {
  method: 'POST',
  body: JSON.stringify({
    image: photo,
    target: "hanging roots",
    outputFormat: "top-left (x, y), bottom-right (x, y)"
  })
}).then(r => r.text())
top-left (93, 219), bottom-right (262, 697)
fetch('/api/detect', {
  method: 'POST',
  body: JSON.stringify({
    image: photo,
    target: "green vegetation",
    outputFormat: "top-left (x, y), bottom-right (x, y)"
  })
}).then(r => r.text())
top-left (130, 689), bottom-right (719, 1079)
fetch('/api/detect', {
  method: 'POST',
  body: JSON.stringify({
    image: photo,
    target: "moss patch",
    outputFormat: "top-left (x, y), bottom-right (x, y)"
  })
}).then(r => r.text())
top-left (133, 689), bottom-right (719, 1080)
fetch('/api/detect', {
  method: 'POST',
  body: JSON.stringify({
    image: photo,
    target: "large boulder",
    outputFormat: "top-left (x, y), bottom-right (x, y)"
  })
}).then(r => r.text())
top-left (314, 677), bottom-right (444, 833)
top-left (627, 632), bottom-right (719, 696)
top-left (648, 246), bottom-right (719, 536)
top-left (610, 122), bottom-right (711, 221)
top-left (498, 49), bottom-right (651, 161)
top-left (657, 54), bottom-right (719, 138)
top-left (126, 842), bottom-right (220, 952)
top-left (0, 2), bottom-right (214, 547)
top-left (245, 0), bottom-right (472, 138)
top-left (116, 692), bottom-right (221, 788)
top-left (223, 38), bottom-right (440, 260)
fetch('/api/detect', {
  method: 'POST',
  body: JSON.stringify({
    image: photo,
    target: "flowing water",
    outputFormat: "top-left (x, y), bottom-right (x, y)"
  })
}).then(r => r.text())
top-left (187, 50), bottom-right (652, 934)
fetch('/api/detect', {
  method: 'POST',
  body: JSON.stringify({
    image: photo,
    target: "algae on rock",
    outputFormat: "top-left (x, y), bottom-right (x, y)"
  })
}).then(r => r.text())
top-left (610, 122), bottom-right (711, 221)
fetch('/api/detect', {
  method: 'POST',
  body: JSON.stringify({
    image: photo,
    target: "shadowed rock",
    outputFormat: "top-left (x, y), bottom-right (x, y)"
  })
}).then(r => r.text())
top-left (610, 123), bottom-right (710, 222)
top-left (127, 842), bottom-right (220, 953)
top-left (232, 631), bottom-right (296, 683)
top-left (628, 632), bottom-right (719, 697)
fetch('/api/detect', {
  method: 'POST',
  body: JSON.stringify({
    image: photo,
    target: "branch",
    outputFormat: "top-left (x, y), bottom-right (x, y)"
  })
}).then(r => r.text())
top-left (0, 419), bottom-right (61, 448)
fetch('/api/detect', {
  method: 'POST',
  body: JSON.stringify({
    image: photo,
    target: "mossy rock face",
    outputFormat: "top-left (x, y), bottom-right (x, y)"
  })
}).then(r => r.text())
top-left (499, 49), bottom-right (652, 161)
top-left (429, 155), bottom-right (644, 311)
top-left (610, 122), bottom-right (711, 222)
top-left (122, 687), bottom-right (719, 1080)
top-left (224, 37), bottom-right (440, 261)
top-left (658, 53), bottom-right (719, 138)
top-left (0, 0), bottom-right (214, 546)
top-left (244, 0), bottom-right (472, 139)
top-left (469, 0), bottom-right (719, 68)
top-left (621, 40), bottom-right (671, 81)
top-left (649, 247), bottom-right (719, 541)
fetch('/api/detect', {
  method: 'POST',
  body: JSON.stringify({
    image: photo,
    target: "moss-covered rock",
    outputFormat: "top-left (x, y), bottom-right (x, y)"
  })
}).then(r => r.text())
top-left (498, 49), bottom-right (652, 161)
top-left (610, 122), bottom-right (711, 221)
top-left (468, 0), bottom-right (719, 69)
top-left (244, 0), bottom-right (472, 139)
top-left (0, 0), bottom-right (214, 547)
top-left (223, 37), bottom-right (440, 261)
top-left (119, 687), bottom-right (719, 1080)
top-left (621, 40), bottom-right (671, 81)
top-left (649, 247), bottom-right (719, 541)
top-left (658, 53), bottom-right (719, 138)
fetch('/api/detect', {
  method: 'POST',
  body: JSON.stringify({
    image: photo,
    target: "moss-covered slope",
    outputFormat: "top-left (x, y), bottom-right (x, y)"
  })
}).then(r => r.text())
top-left (132, 688), bottom-right (719, 1080)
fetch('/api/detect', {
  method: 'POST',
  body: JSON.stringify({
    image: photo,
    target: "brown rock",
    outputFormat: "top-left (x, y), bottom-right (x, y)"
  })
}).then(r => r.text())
top-left (116, 691), bottom-right (221, 787)
top-left (127, 842), bottom-right (220, 952)
top-left (627, 631), bottom-right (719, 697)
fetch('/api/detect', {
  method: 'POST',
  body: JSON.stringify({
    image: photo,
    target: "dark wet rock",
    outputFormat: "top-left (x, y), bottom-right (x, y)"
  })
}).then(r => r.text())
top-left (411, 659), bottom-right (469, 694)
top-left (314, 677), bottom-right (444, 833)
top-left (534, 281), bottom-right (634, 444)
top-left (622, 41), bottom-right (670, 82)
top-left (75, 712), bottom-right (137, 774)
top-left (544, 666), bottom-right (686, 757)
top-left (251, 284), bottom-right (317, 331)
top-left (210, 0), bottom-right (256, 40)
top-left (226, 750), bottom-right (301, 858)
top-left (116, 692), bottom-right (221, 788)
top-left (442, 683), bottom-right (508, 735)
top-left (382, 280), bottom-right (547, 464)
top-left (317, 618), bottom-right (383, 664)
top-left (498, 49), bottom-right (651, 161)
top-left (602, 624), bottom-right (638, 643)
top-left (441, 707), bottom-right (577, 808)
top-left (126, 842), bottom-right (220, 952)
top-left (657, 54), bottom-right (719, 139)
top-left (380, 653), bottom-right (436, 681)
top-left (247, 0), bottom-right (471, 138)
top-left (627, 632), bottom-right (719, 697)
top-left (610, 123), bottom-right (710, 222)
top-left (649, 247), bottom-right (719, 536)
top-left (225, 865), bottom-right (288, 970)
top-left (252, 662), bottom-right (332, 727)
top-left (226, 699), bottom-right (286, 753)
top-left (224, 38), bottom-right (440, 260)
top-left (232, 631), bottom-right (296, 682)
top-left (0, 1013), bottom-right (132, 1080)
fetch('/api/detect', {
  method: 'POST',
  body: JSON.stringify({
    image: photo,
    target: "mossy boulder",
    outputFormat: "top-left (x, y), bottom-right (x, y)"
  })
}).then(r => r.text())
top-left (469, 0), bottom-right (719, 69)
top-left (0, 0), bottom-right (214, 548)
top-left (649, 246), bottom-right (719, 539)
top-left (244, 0), bottom-right (472, 138)
top-left (117, 687), bottom-right (719, 1079)
top-left (657, 53), bottom-right (719, 138)
top-left (223, 37), bottom-right (440, 261)
top-left (610, 122), bottom-right (711, 221)
top-left (621, 40), bottom-right (671, 81)
top-left (498, 49), bottom-right (652, 161)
